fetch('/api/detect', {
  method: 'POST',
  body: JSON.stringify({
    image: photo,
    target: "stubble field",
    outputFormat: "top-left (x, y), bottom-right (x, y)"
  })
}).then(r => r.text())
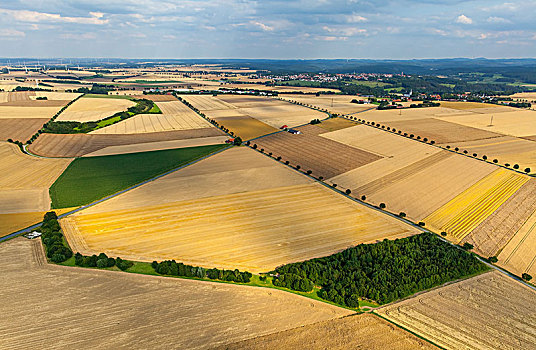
top-left (376, 271), bottom-right (536, 350)
top-left (56, 97), bottom-right (136, 122)
top-left (0, 237), bottom-right (352, 350)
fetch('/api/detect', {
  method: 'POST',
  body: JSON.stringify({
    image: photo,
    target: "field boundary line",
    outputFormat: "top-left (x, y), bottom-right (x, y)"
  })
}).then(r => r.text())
top-left (0, 144), bottom-right (233, 243)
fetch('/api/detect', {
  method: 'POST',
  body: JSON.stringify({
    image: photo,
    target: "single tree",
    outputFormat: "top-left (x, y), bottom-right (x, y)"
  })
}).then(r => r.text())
top-left (379, 203), bottom-right (386, 209)
top-left (522, 273), bottom-right (533, 281)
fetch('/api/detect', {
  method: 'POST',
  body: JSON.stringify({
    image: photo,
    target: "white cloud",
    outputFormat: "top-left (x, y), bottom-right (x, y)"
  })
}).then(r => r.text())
top-left (346, 14), bottom-right (367, 23)
top-left (456, 14), bottom-right (473, 24)
top-left (0, 8), bottom-right (108, 25)
top-left (323, 26), bottom-right (366, 36)
top-left (487, 16), bottom-right (511, 23)
top-left (0, 28), bottom-right (25, 37)
top-left (250, 21), bottom-right (273, 31)
top-left (60, 32), bottom-right (96, 39)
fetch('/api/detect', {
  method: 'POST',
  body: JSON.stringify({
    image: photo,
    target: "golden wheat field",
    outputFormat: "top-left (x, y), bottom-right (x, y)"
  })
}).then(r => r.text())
top-left (0, 142), bottom-right (71, 213)
top-left (279, 94), bottom-right (374, 115)
top-left (439, 110), bottom-right (536, 137)
top-left (423, 169), bottom-right (528, 242)
top-left (222, 313), bottom-right (437, 350)
top-left (56, 97), bottom-right (136, 122)
top-left (90, 101), bottom-right (213, 134)
top-left (377, 271), bottom-right (536, 350)
top-left (60, 148), bottom-right (418, 272)
top-left (0, 238), bottom-right (352, 350)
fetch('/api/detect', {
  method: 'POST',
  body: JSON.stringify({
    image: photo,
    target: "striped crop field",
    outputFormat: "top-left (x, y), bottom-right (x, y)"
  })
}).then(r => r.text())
top-left (423, 169), bottom-right (529, 242)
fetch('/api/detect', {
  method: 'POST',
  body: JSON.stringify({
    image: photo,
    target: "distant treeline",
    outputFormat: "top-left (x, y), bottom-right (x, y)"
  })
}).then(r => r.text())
top-left (273, 232), bottom-right (488, 306)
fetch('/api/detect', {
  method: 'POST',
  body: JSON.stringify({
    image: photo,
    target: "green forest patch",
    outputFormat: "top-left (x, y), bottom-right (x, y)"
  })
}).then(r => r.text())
top-left (49, 144), bottom-right (228, 208)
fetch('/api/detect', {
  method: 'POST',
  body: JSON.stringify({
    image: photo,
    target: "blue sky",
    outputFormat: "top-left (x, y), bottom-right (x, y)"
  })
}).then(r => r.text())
top-left (0, 0), bottom-right (534, 58)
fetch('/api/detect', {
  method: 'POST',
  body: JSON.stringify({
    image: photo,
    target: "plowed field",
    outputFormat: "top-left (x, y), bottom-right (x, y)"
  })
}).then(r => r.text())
top-left (377, 271), bottom-right (536, 350)
top-left (0, 237), bottom-right (352, 349)
top-left (254, 124), bottom-right (382, 179)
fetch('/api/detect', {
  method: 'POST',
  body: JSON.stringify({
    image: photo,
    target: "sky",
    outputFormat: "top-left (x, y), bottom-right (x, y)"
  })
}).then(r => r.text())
top-left (0, 0), bottom-right (534, 59)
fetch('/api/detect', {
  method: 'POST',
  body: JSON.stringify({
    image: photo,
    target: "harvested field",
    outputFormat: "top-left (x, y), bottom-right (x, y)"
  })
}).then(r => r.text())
top-left (76, 147), bottom-right (313, 213)
top-left (29, 128), bottom-right (225, 157)
top-left (0, 207), bottom-right (75, 237)
top-left (221, 314), bottom-right (437, 350)
top-left (56, 97), bottom-right (136, 122)
top-left (90, 101), bottom-right (212, 134)
top-left (0, 142), bottom-right (71, 213)
top-left (128, 94), bottom-right (177, 101)
top-left (440, 110), bottom-right (536, 137)
top-left (439, 136), bottom-right (536, 172)
top-left (324, 125), bottom-right (439, 189)
top-left (377, 271), bottom-right (536, 350)
top-left (62, 182), bottom-right (418, 272)
top-left (462, 179), bottom-right (536, 258)
top-left (0, 118), bottom-right (48, 142)
top-left (439, 101), bottom-right (511, 110)
top-left (255, 124), bottom-right (382, 179)
top-left (355, 152), bottom-right (496, 220)
top-left (0, 100), bottom-right (70, 107)
top-left (381, 118), bottom-right (501, 144)
top-left (280, 94), bottom-right (373, 115)
top-left (238, 103), bottom-right (325, 129)
top-left (179, 94), bottom-right (237, 110)
top-left (83, 136), bottom-right (228, 157)
top-left (499, 209), bottom-right (536, 277)
top-left (215, 116), bottom-right (278, 140)
top-left (358, 107), bottom-right (469, 123)
top-left (423, 169), bottom-right (529, 242)
top-left (0, 106), bottom-right (63, 119)
top-left (0, 238), bottom-right (352, 350)
top-left (316, 117), bottom-right (358, 132)
top-left (33, 91), bottom-right (82, 100)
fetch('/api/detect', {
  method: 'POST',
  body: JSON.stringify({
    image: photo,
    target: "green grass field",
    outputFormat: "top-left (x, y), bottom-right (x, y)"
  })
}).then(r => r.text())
top-left (49, 144), bottom-right (228, 208)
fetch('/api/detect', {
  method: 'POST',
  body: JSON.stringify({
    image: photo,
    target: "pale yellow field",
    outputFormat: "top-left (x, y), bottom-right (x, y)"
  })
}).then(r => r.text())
top-left (508, 92), bottom-right (536, 101)
top-left (56, 97), bottom-right (136, 122)
top-left (0, 106), bottom-right (63, 119)
top-left (179, 94), bottom-right (237, 110)
top-left (440, 110), bottom-right (536, 137)
top-left (238, 104), bottom-right (325, 128)
top-left (439, 136), bottom-right (536, 171)
top-left (323, 125), bottom-right (440, 188)
top-left (365, 153), bottom-right (496, 221)
top-left (377, 271), bottom-right (536, 350)
top-left (32, 92), bottom-right (82, 100)
top-left (219, 83), bottom-right (340, 93)
top-left (439, 101), bottom-right (511, 110)
top-left (90, 101), bottom-right (212, 134)
top-left (62, 182), bottom-right (418, 273)
top-left (1, 238), bottom-right (352, 350)
top-left (0, 142), bottom-right (72, 213)
top-left (82, 136), bottom-right (229, 157)
top-left (423, 169), bottom-right (528, 241)
top-left (280, 94), bottom-right (373, 115)
top-left (358, 106), bottom-right (469, 123)
top-left (499, 209), bottom-right (536, 277)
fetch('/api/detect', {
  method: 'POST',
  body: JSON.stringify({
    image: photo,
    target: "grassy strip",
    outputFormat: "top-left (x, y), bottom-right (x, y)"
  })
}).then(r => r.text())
top-left (49, 144), bottom-right (228, 208)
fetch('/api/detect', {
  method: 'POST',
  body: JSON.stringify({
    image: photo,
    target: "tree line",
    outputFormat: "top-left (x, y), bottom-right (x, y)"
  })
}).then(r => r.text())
top-left (152, 260), bottom-right (252, 283)
top-left (273, 232), bottom-right (488, 307)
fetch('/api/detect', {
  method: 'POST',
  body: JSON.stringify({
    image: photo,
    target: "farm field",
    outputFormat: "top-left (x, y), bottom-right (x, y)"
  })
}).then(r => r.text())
top-left (377, 271), bottom-right (536, 350)
top-left (216, 116), bottom-right (278, 140)
top-left (324, 125), bottom-right (440, 189)
top-left (0, 237), bottom-right (352, 350)
top-left (179, 94), bottom-right (237, 110)
top-left (28, 128), bottom-right (225, 157)
top-left (439, 101), bottom-right (515, 111)
top-left (254, 124), bottom-right (382, 179)
top-left (316, 117), bottom-right (358, 132)
top-left (381, 117), bottom-right (501, 144)
top-left (222, 314), bottom-right (437, 350)
top-left (498, 207), bottom-right (536, 277)
top-left (362, 152), bottom-right (496, 221)
top-left (50, 144), bottom-right (227, 208)
top-left (358, 106), bottom-right (469, 123)
top-left (219, 83), bottom-right (340, 93)
top-left (90, 101), bottom-right (213, 134)
top-left (0, 118), bottom-right (48, 142)
top-left (62, 182), bottom-right (419, 273)
top-left (438, 136), bottom-right (536, 172)
top-left (0, 105), bottom-right (65, 119)
top-left (128, 94), bottom-right (177, 101)
top-left (56, 96), bottom-right (136, 122)
top-left (0, 207), bottom-right (75, 238)
top-left (439, 110), bottom-right (536, 137)
top-left (462, 179), bottom-right (536, 258)
top-left (423, 169), bottom-right (528, 242)
top-left (61, 148), bottom-right (418, 272)
top-left (279, 94), bottom-right (374, 115)
top-left (0, 142), bottom-right (72, 213)
top-left (82, 136), bottom-right (228, 157)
